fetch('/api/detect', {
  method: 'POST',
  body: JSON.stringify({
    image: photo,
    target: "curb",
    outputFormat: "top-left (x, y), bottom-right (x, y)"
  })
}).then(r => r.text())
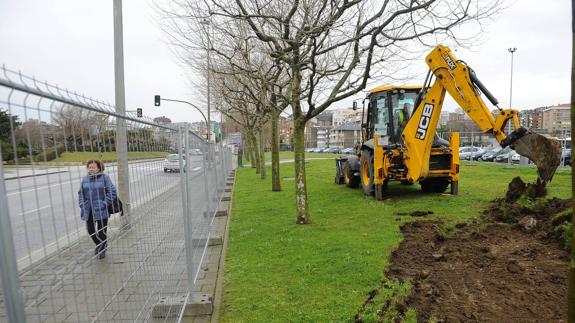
top-left (210, 171), bottom-right (236, 323)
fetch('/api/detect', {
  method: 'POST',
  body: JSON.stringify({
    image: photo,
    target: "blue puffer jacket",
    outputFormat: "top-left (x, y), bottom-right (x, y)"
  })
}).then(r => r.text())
top-left (78, 172), bottom-right (117, 221)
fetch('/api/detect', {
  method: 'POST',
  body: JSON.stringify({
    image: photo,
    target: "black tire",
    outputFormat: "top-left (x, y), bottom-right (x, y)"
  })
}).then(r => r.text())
top-left (360, 150), bottom-right (374, 196)
top-left (420, 178), bottom-right (450, 193)
top-left (344, 160), bottom-right (360, 188)
top-left (164, 168), bottom-right (168, 173)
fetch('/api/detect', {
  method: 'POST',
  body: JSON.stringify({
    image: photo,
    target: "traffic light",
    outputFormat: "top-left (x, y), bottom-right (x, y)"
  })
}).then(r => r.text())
top-left (137, 108), bottom-right (143, 118)
top-left (154, 95), bottom-right (161, 106)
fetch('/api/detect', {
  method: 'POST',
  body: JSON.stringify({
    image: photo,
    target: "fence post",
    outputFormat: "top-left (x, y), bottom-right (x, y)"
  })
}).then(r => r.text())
top-left (180, 125), bottom-right (195, 291)
top-left (0, 157), bottom-right (27, 322)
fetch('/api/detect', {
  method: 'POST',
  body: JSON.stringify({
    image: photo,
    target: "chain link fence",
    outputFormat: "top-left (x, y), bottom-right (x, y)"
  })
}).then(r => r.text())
top-left (0, 66), bottom-right (233, 322)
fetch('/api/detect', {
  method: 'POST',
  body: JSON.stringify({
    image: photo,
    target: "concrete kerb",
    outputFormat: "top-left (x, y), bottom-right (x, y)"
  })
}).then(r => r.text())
top-left (210, 171), bottom-right (236, 323)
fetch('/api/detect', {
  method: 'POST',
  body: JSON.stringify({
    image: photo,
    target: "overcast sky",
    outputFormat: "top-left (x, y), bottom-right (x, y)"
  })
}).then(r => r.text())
top-left (0, 0), bottom-right (571, 123)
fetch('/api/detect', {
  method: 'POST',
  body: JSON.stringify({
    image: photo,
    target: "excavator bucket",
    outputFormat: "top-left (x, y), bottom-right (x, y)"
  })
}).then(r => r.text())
top-left (510, 131), bottom-right (562, 184)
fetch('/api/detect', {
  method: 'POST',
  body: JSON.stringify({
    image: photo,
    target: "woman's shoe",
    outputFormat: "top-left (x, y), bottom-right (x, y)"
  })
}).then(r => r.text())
top-left (97, 242), bottom-right (107, 259)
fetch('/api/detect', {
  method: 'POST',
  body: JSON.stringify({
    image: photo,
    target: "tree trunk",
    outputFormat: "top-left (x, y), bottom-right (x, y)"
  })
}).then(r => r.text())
top-left (568, 2), bottom-right (575, 321)
top-left (250, 132), bottom-right (260, 172)
top-left (291, 62), bottom-right (310, 224)
top-left (259, 127), bottom-right (266, 179)
top-left (271, 107), bottom-right (281, 191)
top-left (293, 119), bottom-right (309, 224)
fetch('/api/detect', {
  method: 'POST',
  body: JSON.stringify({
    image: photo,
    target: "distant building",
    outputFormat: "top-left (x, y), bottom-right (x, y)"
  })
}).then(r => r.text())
top-left (317, 127), bottom-right (330, 148)
top-left (305, 112), bottom-right (333, 148)
top-left (439, 111), bottom-right (450, 127)
top-left (329, 123), bottom-right (361, 148)
top-left (519, 107), bottom-right (544, 130)
top-left (279, 116), bottom-right (293, 145)
top-left (153, 116), bottom-right (172, 125)
top-left (541, 104), bottom-right (570, 137)
top-left (332, 108), bottom-right (361, 126)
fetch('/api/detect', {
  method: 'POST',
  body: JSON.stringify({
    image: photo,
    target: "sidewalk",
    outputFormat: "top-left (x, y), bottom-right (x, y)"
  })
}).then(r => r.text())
top-left (0, 170), bottom-right (236, 322)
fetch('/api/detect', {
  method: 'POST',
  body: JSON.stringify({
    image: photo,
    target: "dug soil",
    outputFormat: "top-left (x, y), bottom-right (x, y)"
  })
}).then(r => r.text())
top-left (383, 177), bottom-right (572, 322)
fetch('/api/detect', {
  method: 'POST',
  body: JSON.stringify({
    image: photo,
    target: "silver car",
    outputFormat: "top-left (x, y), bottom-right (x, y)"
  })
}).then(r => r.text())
top-left (163, 154), bottom-right (185, 172)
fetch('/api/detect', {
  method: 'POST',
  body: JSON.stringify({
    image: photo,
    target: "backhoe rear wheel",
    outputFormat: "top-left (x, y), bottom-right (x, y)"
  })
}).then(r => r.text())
top-left (360, 150), bottom-right (374, 196)
top-left (343, 160), bottom-right (360, 188)
top-left (420, 178), bottom-right (450, 193)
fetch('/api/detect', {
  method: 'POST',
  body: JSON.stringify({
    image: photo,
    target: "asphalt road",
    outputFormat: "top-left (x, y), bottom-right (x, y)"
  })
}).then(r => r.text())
top-left (4, 155), bottom-right (221, 270)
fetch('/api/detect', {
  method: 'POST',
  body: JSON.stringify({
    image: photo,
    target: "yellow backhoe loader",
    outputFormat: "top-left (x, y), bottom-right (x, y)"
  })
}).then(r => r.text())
top-left (335, 45), bottom-right (561, 200)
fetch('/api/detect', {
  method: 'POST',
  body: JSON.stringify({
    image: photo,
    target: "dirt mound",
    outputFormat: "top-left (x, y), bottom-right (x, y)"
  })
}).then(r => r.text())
top-left (386, 221), bottom-right (569, 322)
top-left (485, 176), bottom-right (572, 247)
top-left (357, 177), bottom-right (572, 322)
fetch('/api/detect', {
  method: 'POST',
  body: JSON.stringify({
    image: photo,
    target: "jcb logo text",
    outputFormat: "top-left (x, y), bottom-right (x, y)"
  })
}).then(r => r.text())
top-left (416, 104), bottom-right (434, 140)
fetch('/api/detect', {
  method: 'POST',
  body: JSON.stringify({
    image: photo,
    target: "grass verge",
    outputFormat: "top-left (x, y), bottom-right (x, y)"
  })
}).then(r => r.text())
top-left (51, 151), bottom-right (169, 163)
top-left (242, 151), bottom-right (342, 166)
top-left (221, 160), bottom-right (571, 322)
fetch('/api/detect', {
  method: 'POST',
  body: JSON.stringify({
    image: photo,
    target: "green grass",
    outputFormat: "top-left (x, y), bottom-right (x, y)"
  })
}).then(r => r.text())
top-left (242, 151), bottom-right (342, 166)
top-left (222, 161), bottom-right (572, 322)
top-left (51, 151), bottom-right (169, 163)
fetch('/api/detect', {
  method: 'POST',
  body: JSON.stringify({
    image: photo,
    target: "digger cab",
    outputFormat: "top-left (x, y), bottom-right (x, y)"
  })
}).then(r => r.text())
top-left (364, 85), bottom-right (423, 146)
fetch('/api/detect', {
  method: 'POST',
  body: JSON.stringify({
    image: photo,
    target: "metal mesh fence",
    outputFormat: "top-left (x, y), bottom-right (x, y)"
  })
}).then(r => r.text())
top-left (0, 66), bottom-right (233, 322)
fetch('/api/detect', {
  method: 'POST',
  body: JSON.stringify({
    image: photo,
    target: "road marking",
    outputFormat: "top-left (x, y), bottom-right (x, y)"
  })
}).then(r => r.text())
top-left (18, 227), bottom-right (83, 266)
top-left (192, 167), bottom-right (202, 171)
top-left (7, 179), bottom-right (78, 196)
top-left (18, 206), bottom-right (50, 216)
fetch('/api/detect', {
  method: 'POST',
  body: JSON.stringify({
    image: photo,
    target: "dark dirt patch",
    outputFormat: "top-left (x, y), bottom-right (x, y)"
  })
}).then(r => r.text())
top-left (369, 177), bottom-right (572, 322)
top-left (396, 210), bottom-right (434, 217)
top-left (387, 220), bottom-right (569, 322)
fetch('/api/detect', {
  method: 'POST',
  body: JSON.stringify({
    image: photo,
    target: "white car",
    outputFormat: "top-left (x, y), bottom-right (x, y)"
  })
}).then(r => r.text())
top-left (511, 153), bottom-right (521, 163)
top-left (163, 154), bottom-right (185, 172)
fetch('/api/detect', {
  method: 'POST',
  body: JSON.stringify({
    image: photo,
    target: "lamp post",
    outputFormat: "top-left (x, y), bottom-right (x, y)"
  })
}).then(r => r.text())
top-left (200, 19), bottom-right (211, 143)
top-left (507, 47), bottom-right (517, 166)
top-left (113, 0), bottom-right (130, 229)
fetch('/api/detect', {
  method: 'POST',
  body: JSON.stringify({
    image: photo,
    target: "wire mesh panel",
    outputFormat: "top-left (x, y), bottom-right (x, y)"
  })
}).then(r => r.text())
top-left (0, 67), bottom-right (233, 322)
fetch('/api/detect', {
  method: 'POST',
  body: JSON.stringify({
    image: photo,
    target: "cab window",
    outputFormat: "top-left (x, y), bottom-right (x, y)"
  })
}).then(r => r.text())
top-left (373, 95), bottom-right (388, 136)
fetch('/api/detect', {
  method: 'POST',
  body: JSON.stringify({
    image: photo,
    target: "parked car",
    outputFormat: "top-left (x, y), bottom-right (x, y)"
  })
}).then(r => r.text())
top-left (481, 147), bottom-right (502, 161)
top-left (341, 147), bottom-right (355, 154)
top-left (495, 148), bottom-right (516, 163)
top-left (562, 148), bottom-right (571, 166)
top-left (163, 154), bottom-right (184, 172)
top-left (511, 152), bottom-right (521, 163)
top-left (459, 146), bottom-right (485, 160)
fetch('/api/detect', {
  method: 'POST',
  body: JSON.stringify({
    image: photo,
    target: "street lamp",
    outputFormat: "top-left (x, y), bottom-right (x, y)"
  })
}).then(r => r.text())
top-left (507, 47), bottom-right (517, 166)
top-left (200, 18), bottom-right (211, 143)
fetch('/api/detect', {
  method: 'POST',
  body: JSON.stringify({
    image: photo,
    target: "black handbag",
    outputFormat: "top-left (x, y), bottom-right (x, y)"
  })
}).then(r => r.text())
top-left (108, 197), bottom-right (123, 216)
top-left (103, 175), bottom-right (123, 216)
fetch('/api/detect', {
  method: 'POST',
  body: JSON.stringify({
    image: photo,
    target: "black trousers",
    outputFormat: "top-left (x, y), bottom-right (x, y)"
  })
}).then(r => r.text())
top-left (87, 211), bottom-right (108, 247)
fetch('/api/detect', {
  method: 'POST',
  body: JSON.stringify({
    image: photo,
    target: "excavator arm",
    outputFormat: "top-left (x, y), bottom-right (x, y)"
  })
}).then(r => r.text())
top-left (402, 45), bottom-right (561, 184)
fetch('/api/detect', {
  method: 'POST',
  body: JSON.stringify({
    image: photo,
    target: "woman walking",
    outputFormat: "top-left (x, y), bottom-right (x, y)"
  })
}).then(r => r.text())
top-left (78, 160), bottom-right (116, 259)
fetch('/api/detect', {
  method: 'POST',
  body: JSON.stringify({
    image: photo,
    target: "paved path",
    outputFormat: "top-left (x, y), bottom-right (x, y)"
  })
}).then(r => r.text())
top-left (0, 168), bottom-right (235, 323)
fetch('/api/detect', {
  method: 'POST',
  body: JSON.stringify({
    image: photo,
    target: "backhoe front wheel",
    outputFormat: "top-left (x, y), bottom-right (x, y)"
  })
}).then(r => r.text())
top-left (360, 150), bottom-right (374, 196)
top-left (343, 160), bottom-right (360, 188)
top-left (420, 178), bottom-right (450, 193)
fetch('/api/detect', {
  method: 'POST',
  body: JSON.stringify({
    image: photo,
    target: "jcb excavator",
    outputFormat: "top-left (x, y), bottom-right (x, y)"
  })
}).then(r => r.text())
top-left (335, 45), bottom-right (561, 200)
